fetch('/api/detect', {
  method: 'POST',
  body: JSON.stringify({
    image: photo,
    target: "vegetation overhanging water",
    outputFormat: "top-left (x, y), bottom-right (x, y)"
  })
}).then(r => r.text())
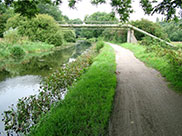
top-left (0, 40), bottom-right (92, 135)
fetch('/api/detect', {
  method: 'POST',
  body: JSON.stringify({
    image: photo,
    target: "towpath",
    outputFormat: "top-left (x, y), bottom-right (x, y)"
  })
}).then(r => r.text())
top-left (108, 43), bottom-right (182, 136)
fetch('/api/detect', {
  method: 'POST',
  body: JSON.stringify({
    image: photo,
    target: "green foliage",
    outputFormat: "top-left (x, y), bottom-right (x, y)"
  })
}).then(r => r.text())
top-left (0, 40), bottom-right (54, 72)
top-left (10, 46), bottom-right (25, 58)
top-left (4, 0), bottom-right (182, 22)
top-left (84, 12), bottom-right (119, 24)
top-left (0, 42), bottom-right (11, 60)
top-left (119, 43), bottom-right (182, 91)
top-left (1, 0), bottom-right (181, 21)
top-left (37, 3), bottom-right (65, 22)
top-left (130, 19), bottom-right (168, 41)
top-left (68, 18), bottom-right (83, 24)
top-left (28, 44), bottom-right (116, 136)
top-left (3, 46), bottom-right (97, 134)
top-left (87, 37), bottom-right (97, 43)
top-left (3, 28), bottom-right (22, 44)
top-left (159, 20), bottom-right (182, 41)
top-left (3, 0), bottom-right (62, 18)
top-left (45, 30), bottom-right (63, 46)
top-left (0, 8), bottom-right (14, 37)
top-left (80, 12), bottom-right (119, 39)
top-left (6, 14), bottom-right (64, 46)
top-left (96, 40), bottom-right (104, 52)
top-left (103, 29), bottom-right (127, 43)
top-left (5, 14), bottom-right (25, 30)
top-left (0, 3), bottom-right (6, 14)
top-left (63, 30), bottom-right (76, 42)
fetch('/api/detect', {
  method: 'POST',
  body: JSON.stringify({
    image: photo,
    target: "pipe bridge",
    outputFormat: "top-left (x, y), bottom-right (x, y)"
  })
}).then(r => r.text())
top-left (59, 24), bottom-right (173, 47)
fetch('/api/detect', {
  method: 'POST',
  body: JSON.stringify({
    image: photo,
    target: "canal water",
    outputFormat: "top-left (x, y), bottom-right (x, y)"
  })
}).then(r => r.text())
top-left (0, 41), bottom-right (92, 135)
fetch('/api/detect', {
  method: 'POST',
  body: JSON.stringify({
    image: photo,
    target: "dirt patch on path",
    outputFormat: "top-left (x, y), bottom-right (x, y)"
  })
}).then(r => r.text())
top-left (108, 43), bottom-right (182, 136)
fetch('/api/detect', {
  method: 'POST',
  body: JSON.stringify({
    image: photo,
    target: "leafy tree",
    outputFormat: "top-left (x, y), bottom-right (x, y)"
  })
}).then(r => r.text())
top-left (159, 20), bottom-right (182, 41)
top-left (68, 18), bottom-right (83, 24)
top-left (6, 14), bottom-right (64, 46)
top-left (2, 0), bottom-right (62, 18)
top-left (130, 19), bottom-right (168, 41)
top-left (80, 12), bottom-right (119, 38)
top-left (1, 0), bottom-right (181, 21)
top-left (37, 3), bottom-right (65, 22)
top-left (0, 3), bottom-right (6, 14)
top-left (84, 12), bottom-right (118, 24)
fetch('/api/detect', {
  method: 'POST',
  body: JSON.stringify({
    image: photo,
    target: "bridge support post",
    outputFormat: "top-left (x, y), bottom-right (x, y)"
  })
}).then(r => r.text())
top-left (127, 28), bottom-right (137, 44)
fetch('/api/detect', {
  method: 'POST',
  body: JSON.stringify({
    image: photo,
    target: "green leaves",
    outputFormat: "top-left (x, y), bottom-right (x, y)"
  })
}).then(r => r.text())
top-left (1, 0), bottom-right (182, 21)
top-left (140, 0), bottom-right (154, 14)
top-left (13, 0), bottom-right (39, 18)
top-left (111, 0), bottom-right (133, 22)
top-left (6, 14), bottom-right (64, 46)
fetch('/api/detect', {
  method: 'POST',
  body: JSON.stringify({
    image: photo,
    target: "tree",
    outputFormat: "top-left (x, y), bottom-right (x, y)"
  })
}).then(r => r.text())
top-left (130, 19), bottom-right (168, 41)
top-left (68, 18), bottom-right (83, 24)
top-left (37, 3), bottom-right (65, 22)
top-left (1, 0), bottom-right (182, 21)
top-left (79, 12), bottom-right (119, 38)
top-left (0, 3), bottom-right (6, 14)
top-left (84, 12), bottom-right (118, 24)
top-left (159, 20), bottom-right (182, 41)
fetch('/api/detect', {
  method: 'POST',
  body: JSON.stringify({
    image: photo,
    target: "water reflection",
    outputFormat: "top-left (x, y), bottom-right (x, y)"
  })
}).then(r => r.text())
top-left (0, 40), bottom-right (92, 135)
top-left (0, 75), bottom-right (41, 135)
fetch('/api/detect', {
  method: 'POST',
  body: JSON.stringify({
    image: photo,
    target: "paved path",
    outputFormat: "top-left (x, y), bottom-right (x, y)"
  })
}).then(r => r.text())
top-left (108, 43), bottom-right (182, 136)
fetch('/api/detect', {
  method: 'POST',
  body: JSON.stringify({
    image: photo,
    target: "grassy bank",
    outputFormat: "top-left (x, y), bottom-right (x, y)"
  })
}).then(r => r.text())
top-left (118, 43), bottom-right (182, 91)
top-left (29, 44), bottom-right (116, 136)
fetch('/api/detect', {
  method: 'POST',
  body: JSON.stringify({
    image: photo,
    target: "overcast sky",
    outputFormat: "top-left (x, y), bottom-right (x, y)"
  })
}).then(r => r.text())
top-left (59, 0), bottom-right (164, 22)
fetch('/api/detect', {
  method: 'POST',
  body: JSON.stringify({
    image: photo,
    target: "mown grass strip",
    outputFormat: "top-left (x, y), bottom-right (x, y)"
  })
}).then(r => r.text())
top-left (118, 43), bottom-right (182, 91)
top-left (29, 44), bottom-right (116, 136)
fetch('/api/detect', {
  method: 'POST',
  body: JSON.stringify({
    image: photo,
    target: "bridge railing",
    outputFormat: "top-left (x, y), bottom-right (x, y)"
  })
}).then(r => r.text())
top-left (59, 23), bottom-right (174, 47)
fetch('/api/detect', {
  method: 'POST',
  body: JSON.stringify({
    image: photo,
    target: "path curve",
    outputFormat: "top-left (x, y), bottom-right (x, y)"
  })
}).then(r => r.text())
top-left (108, 43), bottom-right (182, 136)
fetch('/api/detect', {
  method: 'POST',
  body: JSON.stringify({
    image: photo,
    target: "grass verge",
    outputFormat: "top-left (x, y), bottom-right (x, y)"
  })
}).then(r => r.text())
top-left (118, 43), bottom-right (182, 91)
top-left (28, 44), bottom-right (116, 136)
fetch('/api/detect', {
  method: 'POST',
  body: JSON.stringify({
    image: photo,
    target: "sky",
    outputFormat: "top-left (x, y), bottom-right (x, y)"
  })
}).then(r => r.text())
top-left (59, 0), bottom-right (164, 22)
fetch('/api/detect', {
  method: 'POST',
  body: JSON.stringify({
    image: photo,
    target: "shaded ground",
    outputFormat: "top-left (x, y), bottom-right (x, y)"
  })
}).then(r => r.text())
top-left (108, 43), bottom-right (182, 136)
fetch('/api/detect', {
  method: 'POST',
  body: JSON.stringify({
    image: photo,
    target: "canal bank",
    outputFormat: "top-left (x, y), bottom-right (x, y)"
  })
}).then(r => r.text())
top-left (0, 40), bottom-right (92, 135)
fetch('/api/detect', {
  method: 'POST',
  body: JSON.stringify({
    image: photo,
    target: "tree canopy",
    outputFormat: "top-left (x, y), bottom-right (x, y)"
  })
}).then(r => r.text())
top-left (37, 3), bottom-right (65, 22)
top-left (0, 0), bottom-right (182, 21)
top-left (79, 12), bottom-right (119, 38)
top-left (84, 12), bottom-right (119, 24)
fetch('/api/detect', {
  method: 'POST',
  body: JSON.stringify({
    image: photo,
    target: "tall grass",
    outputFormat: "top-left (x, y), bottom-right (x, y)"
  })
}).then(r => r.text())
top-left (28, 44), bottom-right (116, 136)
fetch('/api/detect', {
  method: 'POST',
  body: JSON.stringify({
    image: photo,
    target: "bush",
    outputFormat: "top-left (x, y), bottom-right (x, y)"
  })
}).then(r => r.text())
top-left (0, 10), bottom-right (14, 37)
top-left (88, 37), bottom-right (97, 42)
top-left (63, 30), bottom-right (76, 42)
top-left (3, 28), bottom-right (22, 44)
top-left (6, 14), bottom-right (64, 46)
top-left (130, 19), bottom-right (168, 41)
top-left (10, 46), bottom-right (25, 58)
top-left (5, 14), bottom-right (26, 30)
top-left (46, 30), bottom-right (64, 46)
top-left (96, 41), bottom-right (104, 52)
